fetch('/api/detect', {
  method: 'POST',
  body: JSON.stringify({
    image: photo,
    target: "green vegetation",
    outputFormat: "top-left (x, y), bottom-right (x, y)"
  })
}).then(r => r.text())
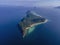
top-left (18, 10), bottom-right (47, 38)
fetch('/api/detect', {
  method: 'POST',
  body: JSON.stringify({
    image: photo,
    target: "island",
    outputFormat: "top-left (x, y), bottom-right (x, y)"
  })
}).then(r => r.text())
top-left (55, 6), bottom-right (60, 8)
top-left (18, 10), bottom-right (48, 38)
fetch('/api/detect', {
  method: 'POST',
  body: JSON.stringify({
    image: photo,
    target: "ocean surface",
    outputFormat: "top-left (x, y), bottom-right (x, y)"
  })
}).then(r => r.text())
top-left (0, 6), bottom-right (60, 45)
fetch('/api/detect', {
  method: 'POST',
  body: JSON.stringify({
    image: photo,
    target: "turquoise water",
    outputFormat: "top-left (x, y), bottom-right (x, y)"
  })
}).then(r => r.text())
top-left (27, 26), bottom-right (35, 34)
top-left (26, 20), bottom-right (48, 36)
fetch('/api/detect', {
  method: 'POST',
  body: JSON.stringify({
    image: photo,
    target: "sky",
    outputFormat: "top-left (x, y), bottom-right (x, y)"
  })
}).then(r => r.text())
top-left (0, 0), bottom-right (60, 7)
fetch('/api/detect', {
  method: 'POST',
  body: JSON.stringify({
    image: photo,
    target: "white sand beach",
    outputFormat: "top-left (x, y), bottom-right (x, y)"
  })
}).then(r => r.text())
top-left (25, 19), bottom-right (48, 30)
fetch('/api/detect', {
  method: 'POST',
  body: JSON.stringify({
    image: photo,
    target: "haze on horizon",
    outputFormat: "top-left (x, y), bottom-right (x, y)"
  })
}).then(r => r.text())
top-left (0, 0), bottom-right (60, 7)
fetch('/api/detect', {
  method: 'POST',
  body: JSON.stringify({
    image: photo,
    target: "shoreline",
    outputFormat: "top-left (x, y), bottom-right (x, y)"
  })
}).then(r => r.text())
top-left (25, 19), bottom-right (48, 30)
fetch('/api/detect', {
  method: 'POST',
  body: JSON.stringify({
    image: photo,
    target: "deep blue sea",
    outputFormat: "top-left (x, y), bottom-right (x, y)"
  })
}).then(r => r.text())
top-left (0, 6), bottom-right (60, 45)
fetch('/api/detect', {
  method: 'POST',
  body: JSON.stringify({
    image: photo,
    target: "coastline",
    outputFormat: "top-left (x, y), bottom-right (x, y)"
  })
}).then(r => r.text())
top-left (25, 19), bottom-right (48, 30)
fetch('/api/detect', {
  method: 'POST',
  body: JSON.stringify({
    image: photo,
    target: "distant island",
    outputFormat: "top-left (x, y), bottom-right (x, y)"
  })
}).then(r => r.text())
top-left (18, 10), bottom-right (48, 38)
top-left (55, 6), bottom-right (60, 8)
